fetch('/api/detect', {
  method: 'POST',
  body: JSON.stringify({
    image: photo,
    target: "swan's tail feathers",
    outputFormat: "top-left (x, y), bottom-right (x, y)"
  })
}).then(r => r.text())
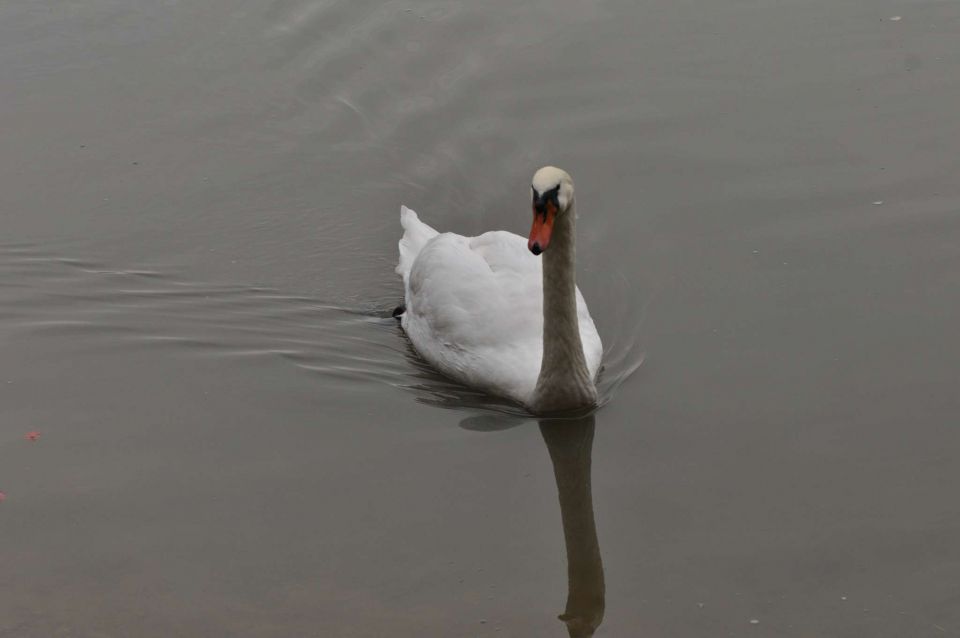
top-left (396, 205), bottom-right (438, 279)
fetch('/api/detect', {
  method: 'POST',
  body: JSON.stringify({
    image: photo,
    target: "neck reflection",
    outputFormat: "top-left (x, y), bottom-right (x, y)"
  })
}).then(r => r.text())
top-left (539, 414), bottom-right (605, 638)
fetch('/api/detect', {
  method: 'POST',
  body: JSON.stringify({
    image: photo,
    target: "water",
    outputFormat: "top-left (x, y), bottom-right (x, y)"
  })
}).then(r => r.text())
top-left (2, 0), bottom-right (959, 635)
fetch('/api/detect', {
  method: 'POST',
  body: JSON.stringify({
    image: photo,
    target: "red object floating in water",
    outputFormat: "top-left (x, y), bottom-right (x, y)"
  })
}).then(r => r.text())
top-left (25, 431), bottom-right (40, 442)
top-left (0, 492), bottom-right (6, 502)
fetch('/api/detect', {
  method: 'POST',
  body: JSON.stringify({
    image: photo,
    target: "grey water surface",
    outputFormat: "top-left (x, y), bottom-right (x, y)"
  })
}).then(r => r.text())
top-left (3, 0), bottom-right (960, 636)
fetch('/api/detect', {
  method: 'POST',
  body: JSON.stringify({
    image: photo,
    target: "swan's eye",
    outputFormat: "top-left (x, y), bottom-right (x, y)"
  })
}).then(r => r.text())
top-left (532, 184), bottom-right (562, 217)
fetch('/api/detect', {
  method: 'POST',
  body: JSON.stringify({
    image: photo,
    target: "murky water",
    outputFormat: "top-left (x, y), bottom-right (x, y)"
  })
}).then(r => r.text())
top-left (3, 0), bottom-right (960, 636)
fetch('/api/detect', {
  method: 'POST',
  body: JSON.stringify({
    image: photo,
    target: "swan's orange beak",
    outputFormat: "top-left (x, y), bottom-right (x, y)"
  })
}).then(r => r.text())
top-left (528, 199), bottom-right (557, 255)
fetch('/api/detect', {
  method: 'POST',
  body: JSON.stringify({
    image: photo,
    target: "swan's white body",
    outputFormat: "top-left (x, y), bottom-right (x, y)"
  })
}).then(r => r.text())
top-left (396, 203), bottom-right (602, 410)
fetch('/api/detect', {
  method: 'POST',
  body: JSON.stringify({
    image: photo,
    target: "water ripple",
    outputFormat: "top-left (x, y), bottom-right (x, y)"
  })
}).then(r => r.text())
top-left (0, 245), bottom-right (643, 417)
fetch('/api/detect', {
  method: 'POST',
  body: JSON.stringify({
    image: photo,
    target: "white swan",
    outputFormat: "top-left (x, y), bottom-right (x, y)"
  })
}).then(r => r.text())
top-left (396, 167), bottom-right (602, 414)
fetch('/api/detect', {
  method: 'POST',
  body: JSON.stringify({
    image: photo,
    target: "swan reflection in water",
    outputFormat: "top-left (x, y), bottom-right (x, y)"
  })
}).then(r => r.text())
top-left (402, 337), bottom-right (607, 635)
top-left (461, 412), bottom-right (605, 637)
top-left (540, 415), bottom-right (605, 637)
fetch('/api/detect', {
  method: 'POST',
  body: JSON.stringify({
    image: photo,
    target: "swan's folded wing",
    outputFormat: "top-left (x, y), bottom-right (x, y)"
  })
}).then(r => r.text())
top-left (402, 230), bottom-right (547, 402)
top-left (407, 232), bottom-right (541, 349)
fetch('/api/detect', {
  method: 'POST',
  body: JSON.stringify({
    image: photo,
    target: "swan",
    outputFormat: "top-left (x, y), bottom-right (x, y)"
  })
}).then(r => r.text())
top-left (395, 166), bottom-right (602, 414)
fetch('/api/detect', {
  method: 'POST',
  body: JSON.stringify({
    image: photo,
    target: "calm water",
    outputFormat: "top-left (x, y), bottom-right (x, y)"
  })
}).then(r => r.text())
top-left (3, 0), bottom-right (960, 636)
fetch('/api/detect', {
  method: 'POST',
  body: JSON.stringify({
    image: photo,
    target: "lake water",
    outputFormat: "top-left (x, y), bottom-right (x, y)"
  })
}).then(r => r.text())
top-left (2, 0), bottom-right (959, 636)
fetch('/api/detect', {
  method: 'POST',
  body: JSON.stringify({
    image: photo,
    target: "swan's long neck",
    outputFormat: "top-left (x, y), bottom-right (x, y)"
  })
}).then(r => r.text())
top-left (532, 200), bottom-right (597, 413)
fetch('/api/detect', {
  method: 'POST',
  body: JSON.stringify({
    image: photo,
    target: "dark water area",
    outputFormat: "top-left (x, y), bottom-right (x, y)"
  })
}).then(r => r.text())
top-left (2, 0), bottom-right (960, 636)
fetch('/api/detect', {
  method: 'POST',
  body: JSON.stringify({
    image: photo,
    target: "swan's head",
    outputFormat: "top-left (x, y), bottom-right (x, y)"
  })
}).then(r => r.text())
top-left (528, 166), bottom-right (574, 255)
